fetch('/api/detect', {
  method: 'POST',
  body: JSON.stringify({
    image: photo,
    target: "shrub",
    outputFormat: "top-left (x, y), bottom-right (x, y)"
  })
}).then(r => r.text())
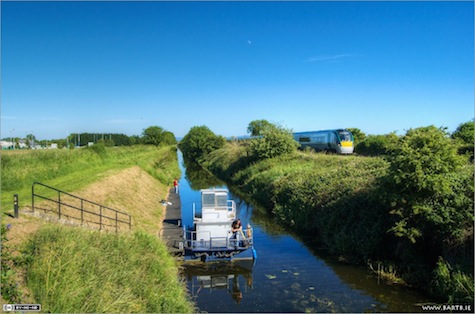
top-left (249, 124), bottom-right (299, 159)
top-left (178, 125), bottom-right (226, 162)
top-left (386, 126), bottom-right (471, 244)
top-left (355, 133), bottom-right (398, 156)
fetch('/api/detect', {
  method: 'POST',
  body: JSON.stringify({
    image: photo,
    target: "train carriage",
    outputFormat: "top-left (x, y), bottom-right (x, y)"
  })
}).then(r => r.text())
top-left (293, 129), bottom-right (354, 154)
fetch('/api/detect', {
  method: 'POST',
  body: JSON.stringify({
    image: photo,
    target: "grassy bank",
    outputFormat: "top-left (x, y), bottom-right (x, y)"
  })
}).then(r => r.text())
top-left (200, 142), bottom-right (474, 303)
top-left (1, 145), bottom-right (195, 311)
top-left (1, 145), bottom-right (180, 212)
top-left (20, 225), bottom-right (194, 313)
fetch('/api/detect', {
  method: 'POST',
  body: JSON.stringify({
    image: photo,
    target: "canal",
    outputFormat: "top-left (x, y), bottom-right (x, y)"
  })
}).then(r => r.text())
top-left (176, 151), bottom-right (435, 312)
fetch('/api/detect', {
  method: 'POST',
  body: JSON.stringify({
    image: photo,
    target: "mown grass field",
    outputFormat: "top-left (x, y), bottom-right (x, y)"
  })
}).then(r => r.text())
top-left (1, 145), bottom-right (195, 312)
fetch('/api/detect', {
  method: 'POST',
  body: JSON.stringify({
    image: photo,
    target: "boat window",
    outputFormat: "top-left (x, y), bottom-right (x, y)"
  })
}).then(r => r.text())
top-left (202, 192), bottom-right (228, 209)
top-left (202, 194), bottom-right (215, 207)
top-left (216, 194), bottom-right (227, 208)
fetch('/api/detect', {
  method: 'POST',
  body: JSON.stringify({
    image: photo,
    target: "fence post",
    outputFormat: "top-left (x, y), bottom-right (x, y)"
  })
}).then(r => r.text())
top-left (32, 183), bottom-right (35, 213)
top-left (58, 191), bottom-right (61, 219)
top-left (81, 199), bottom-right (84, 225)
top-left (13, 194), bottom-right (19, 218)
top-left (129, 215), bottom-right (131, 230)
top-left (115, 211), bottom-right (118, 233)
top-left (99, 206), bottom-right (103, 231)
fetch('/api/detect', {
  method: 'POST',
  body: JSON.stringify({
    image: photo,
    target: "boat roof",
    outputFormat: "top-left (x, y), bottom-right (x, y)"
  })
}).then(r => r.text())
top-left (201, 188), bottom-right (229, 194)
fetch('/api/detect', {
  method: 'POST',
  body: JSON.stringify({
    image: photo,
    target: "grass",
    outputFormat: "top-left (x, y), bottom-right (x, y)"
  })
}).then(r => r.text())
top-left (201, 142), bottom-right (474, 303)
top-left (1, 145), bottom-right (180, 212)
top-left (21, 224), bottom-right (194, 313)
top-left (1, 144), bottom-right (194, 312)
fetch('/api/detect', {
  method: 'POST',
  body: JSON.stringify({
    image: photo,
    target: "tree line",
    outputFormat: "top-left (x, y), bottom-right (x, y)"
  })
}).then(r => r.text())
top-left (2, 126), bottom-right (177, 149)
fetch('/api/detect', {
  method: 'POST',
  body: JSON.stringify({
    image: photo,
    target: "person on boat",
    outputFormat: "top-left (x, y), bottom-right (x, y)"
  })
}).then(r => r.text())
top-left (231, 219), bottom-right (242, 248)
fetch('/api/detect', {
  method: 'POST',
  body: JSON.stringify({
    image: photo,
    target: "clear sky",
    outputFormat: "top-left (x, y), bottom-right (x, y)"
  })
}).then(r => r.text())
top-left (1, 0), bottom-right (474, 140)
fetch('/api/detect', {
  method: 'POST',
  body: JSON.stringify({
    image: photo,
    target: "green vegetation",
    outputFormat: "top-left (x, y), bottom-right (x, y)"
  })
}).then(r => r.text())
top-left (1, 145), bottom-right (180, 212)
top-left (142, 125), bottom-right (177, 146)
top-left (248, 122), bottom-right (299, 159)
top-left (1, 225), bottom-right (22, 303)
top-left (451, 120), bottom-right (474, 162)
top-left (346, 127), bottom-right (366, 145)
top-left (1, 144), bottom-right (194, 312)
top-left (20, 225), bottom-right (194, 313)
top-left (178, 125), bottom-right (226, 161)
top-left (355, 133), bottom-right (398, 156)
top-left (2, 124), bottom-right (176, 149)
top-left (247, 119), bottom-right (274, 136)
top-left (189, 123), bottom-right (473, 303)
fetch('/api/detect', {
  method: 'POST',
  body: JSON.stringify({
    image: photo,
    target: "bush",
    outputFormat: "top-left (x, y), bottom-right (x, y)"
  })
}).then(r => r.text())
top-left (386, 126), bottom-right (471, 244)
top-left (355, 133), bottom-right (398, 156)
top-left (179, 125), bottom-right (226, 162)
top-left (249, 124), bottom-right (298, 159)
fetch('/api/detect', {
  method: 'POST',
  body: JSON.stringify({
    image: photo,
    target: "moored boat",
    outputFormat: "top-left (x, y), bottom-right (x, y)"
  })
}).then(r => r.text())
top-left (182, 189), bottom-right (257, 262)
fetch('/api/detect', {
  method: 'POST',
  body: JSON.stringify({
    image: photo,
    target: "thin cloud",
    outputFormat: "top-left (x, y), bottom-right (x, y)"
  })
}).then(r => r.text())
top-left (306, 53), bottom-right (353, 63)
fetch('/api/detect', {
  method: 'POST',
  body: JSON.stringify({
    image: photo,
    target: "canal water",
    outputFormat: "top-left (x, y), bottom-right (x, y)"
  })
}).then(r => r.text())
top-left (176, 151), bottom-right (435, 313)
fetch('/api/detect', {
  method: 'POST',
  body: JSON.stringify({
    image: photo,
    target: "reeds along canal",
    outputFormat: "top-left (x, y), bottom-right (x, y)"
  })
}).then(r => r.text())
top-left (176, 151), bottom-right (437, 313)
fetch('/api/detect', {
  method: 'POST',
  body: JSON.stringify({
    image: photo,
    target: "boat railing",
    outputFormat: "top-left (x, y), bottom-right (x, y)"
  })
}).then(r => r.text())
top-left (183, 226), bottom-right (254, 250)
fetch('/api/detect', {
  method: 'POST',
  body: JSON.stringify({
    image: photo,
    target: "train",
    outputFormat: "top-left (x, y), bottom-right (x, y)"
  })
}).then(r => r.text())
top-left (293, 129), bottom-right (354, 154)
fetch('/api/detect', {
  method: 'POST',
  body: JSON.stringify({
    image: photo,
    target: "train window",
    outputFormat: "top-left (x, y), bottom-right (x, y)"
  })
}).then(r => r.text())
top-left (299, 137), bottom-right (311, 143)
top-left (338, 131), bottom-right (352, 141)
top-left (314, 136), bottom-right (325, 143)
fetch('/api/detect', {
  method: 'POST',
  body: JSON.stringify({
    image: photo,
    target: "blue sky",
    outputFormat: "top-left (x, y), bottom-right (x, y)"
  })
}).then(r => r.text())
top-left (1, 0), bottom-right (474, 140)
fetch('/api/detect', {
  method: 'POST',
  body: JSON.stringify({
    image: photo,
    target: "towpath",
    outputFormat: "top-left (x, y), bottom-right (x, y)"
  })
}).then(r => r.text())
top-left (160, 188), bottom-right (184, 256)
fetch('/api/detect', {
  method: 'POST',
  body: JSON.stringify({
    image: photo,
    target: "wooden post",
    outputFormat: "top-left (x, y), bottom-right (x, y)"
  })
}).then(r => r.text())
top-left (13, 194), bottom-right (19, 218)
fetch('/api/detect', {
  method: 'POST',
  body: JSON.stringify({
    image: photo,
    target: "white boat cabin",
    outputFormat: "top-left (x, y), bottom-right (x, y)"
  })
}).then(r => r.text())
top-left (193, 189), bottom-right (236, 246)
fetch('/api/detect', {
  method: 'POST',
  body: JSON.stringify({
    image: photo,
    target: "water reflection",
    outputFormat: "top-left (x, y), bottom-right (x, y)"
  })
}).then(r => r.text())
top-left (178, 151), bottom-right (436, 312)
top-left (182, 157), bottom-right (223, 190)
top-left (184, 261), bottom-right (254, 305)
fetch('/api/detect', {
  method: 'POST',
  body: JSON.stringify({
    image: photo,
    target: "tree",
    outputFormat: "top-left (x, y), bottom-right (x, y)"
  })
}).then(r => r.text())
top-left (26, 134), bottom-right (36, 148)
top-left (161, 131), bottom-right (177, 145)
top-left (142, 126), bottom-right (165, 146)
top-left (247, 119), bottom-right (274, 136)
top-left (451, 120), bottom-right (474, 144)
top-left (451, 120), bottom-right (474, 161)
top-left (178, 126), bottom-right (226, 161)
top-left (249, 123), bottom-right (299, 159)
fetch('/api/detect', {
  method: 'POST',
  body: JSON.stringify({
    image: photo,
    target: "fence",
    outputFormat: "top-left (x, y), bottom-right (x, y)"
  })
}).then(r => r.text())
top-left (32, 182), bottom-right (132, 232)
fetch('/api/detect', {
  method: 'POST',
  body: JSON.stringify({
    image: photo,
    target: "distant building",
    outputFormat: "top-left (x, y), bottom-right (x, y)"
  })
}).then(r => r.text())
top-left (1, 140), bottom-right (13, 149)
